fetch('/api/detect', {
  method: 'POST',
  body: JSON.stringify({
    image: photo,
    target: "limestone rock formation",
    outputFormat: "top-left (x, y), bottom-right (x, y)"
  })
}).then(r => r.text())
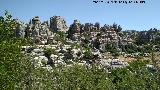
top-left (69, 20), bottom-right (81, 33)
top-left (25, 16), bottom-right (54, 44)
top-left (67, 20), bottom-right (82, 40)
top-left (50, 16), bottom-right (68, 32)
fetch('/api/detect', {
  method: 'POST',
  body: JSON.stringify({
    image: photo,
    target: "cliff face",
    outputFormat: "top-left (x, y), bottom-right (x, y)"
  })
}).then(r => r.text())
top-left (13, 16), bottom-right (160, 47)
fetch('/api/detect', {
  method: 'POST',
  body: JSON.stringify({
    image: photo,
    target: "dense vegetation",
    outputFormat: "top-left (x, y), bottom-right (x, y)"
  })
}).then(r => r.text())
top-left (0, 11), bottom-right (160, 90)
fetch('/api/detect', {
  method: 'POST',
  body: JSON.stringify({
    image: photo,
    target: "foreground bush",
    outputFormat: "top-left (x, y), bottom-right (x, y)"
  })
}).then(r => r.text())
top-left (16, 62), bottom-right (160, 90)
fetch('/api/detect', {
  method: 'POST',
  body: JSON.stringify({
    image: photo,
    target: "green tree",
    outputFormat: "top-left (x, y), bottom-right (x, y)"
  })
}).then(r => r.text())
top-left (0, 11), bottom-right (33, 89)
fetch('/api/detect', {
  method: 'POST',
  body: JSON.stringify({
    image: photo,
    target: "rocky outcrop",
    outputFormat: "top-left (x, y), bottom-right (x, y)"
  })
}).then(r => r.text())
top-left (138, 28), bottom-right (160, 42)
top-left (50, 16), bottom-right (68, 32)
top-left (25, 16), bottom-right (53, 44)
top-left (68, 20), bottom-right (81, 33)
top-left (13, 15), bottom-right (160, 53)
top-left (67, 20), bottom-right (82, 40)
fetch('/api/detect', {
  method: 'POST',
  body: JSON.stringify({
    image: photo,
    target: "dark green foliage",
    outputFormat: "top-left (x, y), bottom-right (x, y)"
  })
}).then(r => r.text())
top-left (123, 44), bottom-right (136, 53)
top-left (0, 40), bottom-right (21, 89)
top-left (17, 60), bottom-right (160, 90)
top-left (54, 33), bottom-right (67, 44)
top-left (0, 11), bottom-right (17, 41)
top-left (109, 60), bottom-right (160, 90)
top-left (0, 11), bottom-right (33, 89)
top-left (54, 65), bottom-right (114, 90)
top-left (24, 65), bottom-right (114, 90)
top-left (105, 43), bottom-right (118, 53)
top-left (83, 49), bottom-right (93, 59)
top-left (44, 48), bottom-right (57, 56)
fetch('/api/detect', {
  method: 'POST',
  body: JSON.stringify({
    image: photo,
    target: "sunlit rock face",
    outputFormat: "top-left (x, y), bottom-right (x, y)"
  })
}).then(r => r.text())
top-left (16, 16), bottom-right (53, 44)
top-left (50, 16), bottom-right (68, 32)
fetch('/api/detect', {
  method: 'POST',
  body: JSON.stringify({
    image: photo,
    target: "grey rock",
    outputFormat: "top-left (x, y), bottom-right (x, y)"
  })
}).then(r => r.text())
top-left (50, 16), bottom-right (68, 32)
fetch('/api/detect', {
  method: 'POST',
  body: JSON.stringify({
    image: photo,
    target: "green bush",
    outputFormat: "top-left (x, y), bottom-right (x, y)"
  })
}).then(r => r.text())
top-left (0, 11), bottom-right (33, 89)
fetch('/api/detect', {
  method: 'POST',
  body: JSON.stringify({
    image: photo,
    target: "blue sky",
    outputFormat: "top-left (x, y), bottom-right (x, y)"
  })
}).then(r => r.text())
top-left (0, 0), bottom-right (159, 30)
